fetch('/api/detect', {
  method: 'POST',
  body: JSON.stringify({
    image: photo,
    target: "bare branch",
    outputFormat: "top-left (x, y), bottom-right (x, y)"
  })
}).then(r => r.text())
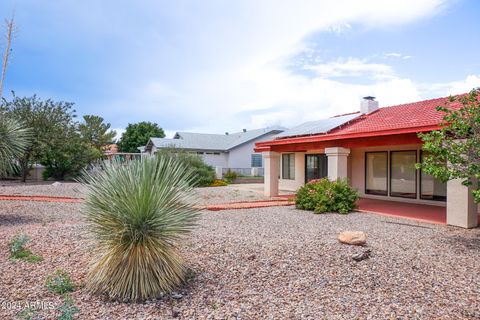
top-left (0, 14), bottom-right (17, 99)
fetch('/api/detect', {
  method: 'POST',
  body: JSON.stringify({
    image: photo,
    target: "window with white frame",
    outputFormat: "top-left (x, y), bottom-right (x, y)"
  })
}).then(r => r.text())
top-left (282, 153), bottom-right (295, 180)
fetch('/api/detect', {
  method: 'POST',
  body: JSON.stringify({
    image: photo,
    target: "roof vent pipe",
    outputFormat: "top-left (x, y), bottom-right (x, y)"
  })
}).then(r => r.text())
top-left (242, 128), bottom-right (247, 132)
top-left (225, 132), bottom-right (229, 135)
top-left (360, 96), bottom-right (379, 114)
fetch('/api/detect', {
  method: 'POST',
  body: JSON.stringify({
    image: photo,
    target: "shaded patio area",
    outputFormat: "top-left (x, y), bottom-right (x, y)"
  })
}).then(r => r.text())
top-left (356, 198), bottom-right (480, 225)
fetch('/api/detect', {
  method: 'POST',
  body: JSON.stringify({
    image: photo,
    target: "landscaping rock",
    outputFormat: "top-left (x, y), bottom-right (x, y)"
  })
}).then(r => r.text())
top-left (171, 292), bottom-right (183, 300)
top-left (51, 182), bottom-right (62, 187)
top-left (352, 249), bottom-right (371, 262)
top-left (338, 231), bottom-right (367, 246)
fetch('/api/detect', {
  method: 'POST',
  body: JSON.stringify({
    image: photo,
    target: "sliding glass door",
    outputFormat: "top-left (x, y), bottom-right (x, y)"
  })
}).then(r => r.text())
top-left (364, 150), bottom-right (446, 201)
top-left (365, 152), bottom-right (388, 195)
top-left (390, 151), bottom-right (417, 198)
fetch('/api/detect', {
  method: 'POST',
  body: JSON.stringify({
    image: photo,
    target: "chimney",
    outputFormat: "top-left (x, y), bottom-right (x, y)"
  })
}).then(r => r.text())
top-left (242, 128), bottom-right (247, 132)
top-left (360, 96), bottom-right (379, 114)
top-left (225, 132), bottom-right (229, 135)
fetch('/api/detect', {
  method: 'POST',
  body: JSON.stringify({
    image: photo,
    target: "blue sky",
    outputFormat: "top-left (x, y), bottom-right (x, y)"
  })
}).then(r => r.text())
top-left (1, 0), bottom-right (479, 138)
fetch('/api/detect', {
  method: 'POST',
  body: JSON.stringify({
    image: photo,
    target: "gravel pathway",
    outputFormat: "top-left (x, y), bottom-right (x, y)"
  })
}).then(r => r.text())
top-left (0, 183), bottom-right (269, 205)
top-left (0, 186), bottom-right (479, 319)
top-left (192, 185), bottom-right (271, 205)
top-left (0, 181), bottom-right (86, 198)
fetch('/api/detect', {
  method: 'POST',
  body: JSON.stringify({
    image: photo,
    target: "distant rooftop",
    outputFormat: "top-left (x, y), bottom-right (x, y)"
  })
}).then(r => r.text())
top-left (276, 113), bottom-right (360, 139)
top-left (146, 126), bottom-right (286, 152)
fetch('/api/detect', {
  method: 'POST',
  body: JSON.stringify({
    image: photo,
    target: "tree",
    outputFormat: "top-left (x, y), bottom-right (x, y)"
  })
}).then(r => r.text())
top-left (418, 88), bottom-right (480, 202)
top-left (0, 114), bottom-right (31, 177)
top-left (1, 93), bottom-right (76, 181)
top-left (117, 121), bottom-right (165, 153)
top-left (0, 14), bottom-right (16, 99)
top-left (79, 115), bottom-right (116, 150)
top-left (40, 125), bottom-right (100, 180)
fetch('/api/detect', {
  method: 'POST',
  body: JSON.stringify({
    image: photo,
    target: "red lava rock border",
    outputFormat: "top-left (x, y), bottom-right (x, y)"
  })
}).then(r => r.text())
top-left (0, 194), bottom-right (84, 203)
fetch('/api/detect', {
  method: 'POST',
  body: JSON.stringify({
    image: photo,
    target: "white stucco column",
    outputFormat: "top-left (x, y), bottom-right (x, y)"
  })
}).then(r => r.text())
top-left (325, 147), bottom-right (350, 181)
top-left (263, 151), bottom-right (280, 197)
top-left (447, 178), bottom-right (478, 228)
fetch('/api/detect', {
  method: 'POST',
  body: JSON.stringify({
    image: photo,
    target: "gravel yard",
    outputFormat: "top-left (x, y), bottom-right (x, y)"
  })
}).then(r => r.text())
top-left (0, 184), bottom-right (479, 319)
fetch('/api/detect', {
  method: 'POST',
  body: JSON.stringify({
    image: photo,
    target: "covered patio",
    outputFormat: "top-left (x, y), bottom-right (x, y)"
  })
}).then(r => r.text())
top-left (357, 198), bottom-right (480, 225)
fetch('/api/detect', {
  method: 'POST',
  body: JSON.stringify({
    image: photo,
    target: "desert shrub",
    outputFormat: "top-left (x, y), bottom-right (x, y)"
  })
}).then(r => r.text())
top-left (81, 156), bottom-right (200, 301)
top-left (9, 234), bottom-right (30, 256)
top-left (16, 307), bottom-right (36, 320)
top-left (223, 170), bottom-right (237, 183)
top-left (56, 295), bottom-right (79, 320)
top-left (156, 147), bottom-right (215, 187)
top-left (0, 115), bottom-right (31, 177)
top-left (9, 234), bottom-right (43, 263)
top-left (210, 179), bottom-right (228, 187)
top-left (46, 269), bottom-right (75, 294)
top-left (295, 178), bottom-right (359, 214)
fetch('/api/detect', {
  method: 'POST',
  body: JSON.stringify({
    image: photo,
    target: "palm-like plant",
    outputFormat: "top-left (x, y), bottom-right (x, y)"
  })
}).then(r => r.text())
top-left (81, 156), bottom-right (200, 301)
top-left (0, 114), bottom-right (31, 176)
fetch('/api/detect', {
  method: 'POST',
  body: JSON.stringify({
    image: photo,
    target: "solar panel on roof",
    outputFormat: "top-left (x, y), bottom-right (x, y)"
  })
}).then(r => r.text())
top-left (276, 113), bottom-right (359, 138)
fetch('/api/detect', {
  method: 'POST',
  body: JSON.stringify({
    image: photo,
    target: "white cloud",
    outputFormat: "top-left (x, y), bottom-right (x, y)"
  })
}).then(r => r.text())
top-left (383, 52), bottom-right (413, 60)
top-left (417, 74), bottom-right (480, 98)
top-left (126, 0), bottom-right (449, 132)
top-left (305, 58), bottom-right (395, 79)
top-left (4, 0), bottom-right (454, 133)
top-left (446, 75), bottom-right (480, 95)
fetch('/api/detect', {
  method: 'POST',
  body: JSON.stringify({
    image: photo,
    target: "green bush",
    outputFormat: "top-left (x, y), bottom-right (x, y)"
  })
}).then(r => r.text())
top-left (156, 147), bottom-right (215, 187)
top-left (46, 269), bottom-right (75, 295)
top-left (223, 170), bottom-right (238, 183)
top-left (295, 178), bottom-right (359, 214)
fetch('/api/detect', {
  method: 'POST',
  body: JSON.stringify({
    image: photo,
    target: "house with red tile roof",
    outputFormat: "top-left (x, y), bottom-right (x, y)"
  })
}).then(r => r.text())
top-left (255, 95), bottom-right (478, 228)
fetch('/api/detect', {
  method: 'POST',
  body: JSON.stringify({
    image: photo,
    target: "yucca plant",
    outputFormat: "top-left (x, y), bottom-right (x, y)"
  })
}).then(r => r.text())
top-left (0, 114), bottom-right (31, 176)
top-left (81, 156), bottom-right (200, 301)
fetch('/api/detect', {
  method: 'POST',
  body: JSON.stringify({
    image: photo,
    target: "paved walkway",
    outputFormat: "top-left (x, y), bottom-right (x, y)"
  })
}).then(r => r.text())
top-left (201, 199), bottom-right (294, 211)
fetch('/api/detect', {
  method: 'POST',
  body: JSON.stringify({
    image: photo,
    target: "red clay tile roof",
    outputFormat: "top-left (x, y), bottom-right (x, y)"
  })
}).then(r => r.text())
top-left (254, 94), bottom-right (467, 151)
top-left (329, 96), bottom-right (461, 136)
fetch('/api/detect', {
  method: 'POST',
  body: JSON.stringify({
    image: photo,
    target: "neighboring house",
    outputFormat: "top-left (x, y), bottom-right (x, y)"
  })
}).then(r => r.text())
top-left (144, 127), bottom-right (285, 174)
top-left (255, 95), bottom-right (478, 229)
